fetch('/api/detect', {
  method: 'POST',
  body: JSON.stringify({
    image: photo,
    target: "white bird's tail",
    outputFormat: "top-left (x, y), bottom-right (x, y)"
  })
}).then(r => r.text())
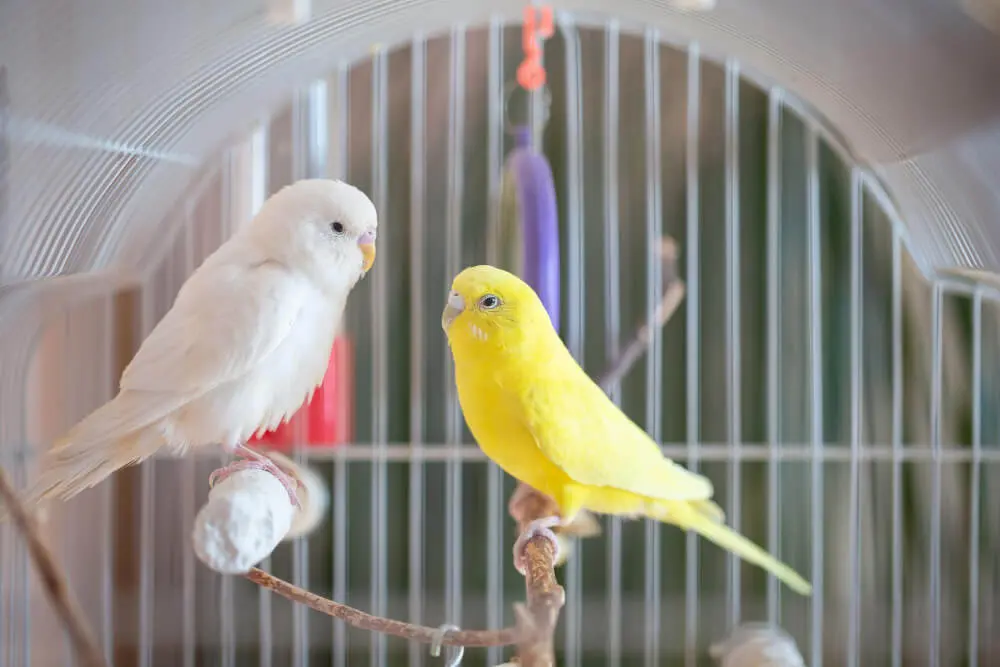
top-left (1, 395), bottom-right (164, 520)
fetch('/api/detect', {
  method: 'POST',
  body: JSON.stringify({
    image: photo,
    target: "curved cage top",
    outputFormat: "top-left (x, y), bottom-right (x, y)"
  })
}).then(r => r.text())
top-left (4, 1), bottom-right (1000, 282)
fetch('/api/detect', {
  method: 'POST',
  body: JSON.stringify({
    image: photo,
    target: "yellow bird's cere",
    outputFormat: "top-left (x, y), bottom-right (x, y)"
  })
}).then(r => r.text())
top-left (441, 264), bottom-right (812, 596)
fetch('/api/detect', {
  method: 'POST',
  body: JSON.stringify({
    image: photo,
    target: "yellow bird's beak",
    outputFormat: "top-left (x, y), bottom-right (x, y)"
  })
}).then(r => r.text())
top-left (360, 244), bottom-right (376, 273)
top-left (358, 230), bottom-right (376, 273)
top-left (441, 291), bottom-right (465, 330)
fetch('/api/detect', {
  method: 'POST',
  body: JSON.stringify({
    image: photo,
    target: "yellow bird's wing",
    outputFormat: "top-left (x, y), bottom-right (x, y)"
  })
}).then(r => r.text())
top-left (518, 367), bottom-right (714, 502)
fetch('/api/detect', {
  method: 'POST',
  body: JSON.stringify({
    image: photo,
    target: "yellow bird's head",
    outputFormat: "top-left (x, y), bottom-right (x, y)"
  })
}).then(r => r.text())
top-left (441, 265), bottom-right (552, 355)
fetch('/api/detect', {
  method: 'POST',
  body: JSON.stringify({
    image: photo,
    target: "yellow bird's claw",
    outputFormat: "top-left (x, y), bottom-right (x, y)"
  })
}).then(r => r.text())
top-left (513, 515), bottom-right (562, 575)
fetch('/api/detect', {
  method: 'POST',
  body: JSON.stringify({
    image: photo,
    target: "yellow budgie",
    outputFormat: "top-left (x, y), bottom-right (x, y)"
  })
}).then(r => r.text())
top-left (441, 265), bottom-right (812, 596)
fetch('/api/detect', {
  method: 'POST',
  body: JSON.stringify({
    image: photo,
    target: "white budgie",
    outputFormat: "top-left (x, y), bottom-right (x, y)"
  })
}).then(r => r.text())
top-left (7, 178), bottom-right (377, 512)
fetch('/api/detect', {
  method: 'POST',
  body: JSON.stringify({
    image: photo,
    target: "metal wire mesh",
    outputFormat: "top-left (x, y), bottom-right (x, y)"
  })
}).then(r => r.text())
top-left (1, 18), bottom-right (999, 667)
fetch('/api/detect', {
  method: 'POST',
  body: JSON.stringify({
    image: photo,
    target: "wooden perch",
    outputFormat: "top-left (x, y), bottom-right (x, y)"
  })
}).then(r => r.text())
top-left (0, 469), bottom-right (108, 667)
top-left (508, 487), bottom-right (566, 667)
top-left (245, 567), bottom-right (518, 648)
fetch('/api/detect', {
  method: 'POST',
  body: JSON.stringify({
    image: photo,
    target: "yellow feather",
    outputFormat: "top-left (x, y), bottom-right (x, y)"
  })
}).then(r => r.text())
top-left (443, 265), bottom-right (812, 596)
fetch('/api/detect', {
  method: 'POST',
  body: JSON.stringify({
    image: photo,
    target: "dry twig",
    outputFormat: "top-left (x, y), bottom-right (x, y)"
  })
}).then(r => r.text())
top-left (244, 567), bottom-right (518, 648)
top-left (597, 236), bottom-right (686, 392)
top-left (0, 469), bottom-right (107, 667)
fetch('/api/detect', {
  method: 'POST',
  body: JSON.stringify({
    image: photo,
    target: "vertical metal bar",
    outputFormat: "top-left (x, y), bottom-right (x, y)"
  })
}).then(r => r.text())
top-left (292, 73), bottom-right (328, 667)
top-left (408, 32), bottom-right (427, 667)
top-left (370, 44), bottom-right (390, 667)
top-left (101, 297), bottom-right (115, 662)
top-left (969, 289), bottom-right (982, 667)
top-left (308, 78), bottom-right (329, 180)
top-left (290, 87), bottom-right (310, 667)
top-left (330, 61), bottom-right (350, 667)
top-left (805, 123), bottom-right (824, 667)
top-left (847, 169), bottom-right (863, 667)
top-left (684, 41), bottom-right (702, 667)
top-left (249, 120), bottom-right (273, 667)
top-left (603, 20), bottom-right (622, 667)
top-left (485, 17), bottom-right (506, 667)
top-left (642, 28), bottom-right (663, 667)
top-left (890, 228), bottom-right (903, 667)
top-left (444, 24), bottom-right (467, 633)
top-left (181, 211), bottom-right (197, 667)
top-left (63, 313), bottom-right (78, 667)
top-left (723, 57), bottom-right (742, 630)
top-left (561, 14), bottom-right (584, 667)
top-left (928, 284), bottom-right (942, 667)
top-left (138, 284), bottom-right (156, 667)
top-left (14, 359), bottom-right (29, 667)
top-left (219, 157), bottom-right (236, 667)
top-left (764, 87), bottom-right (783, 625)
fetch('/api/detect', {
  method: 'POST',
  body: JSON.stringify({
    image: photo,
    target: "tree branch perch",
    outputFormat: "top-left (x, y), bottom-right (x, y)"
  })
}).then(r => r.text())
top-left (244, 567), bottom-right (518, 648)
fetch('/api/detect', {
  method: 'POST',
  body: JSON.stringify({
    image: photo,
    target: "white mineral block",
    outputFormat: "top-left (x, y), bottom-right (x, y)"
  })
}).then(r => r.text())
top-left (191, 469), bottom-right (295, 575)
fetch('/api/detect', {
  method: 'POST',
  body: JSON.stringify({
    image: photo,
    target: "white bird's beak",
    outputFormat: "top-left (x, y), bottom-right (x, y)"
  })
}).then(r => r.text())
top-left (441, 291), bottom-right (465, 330)
top-left (358, 230), bottom-right (376, 273)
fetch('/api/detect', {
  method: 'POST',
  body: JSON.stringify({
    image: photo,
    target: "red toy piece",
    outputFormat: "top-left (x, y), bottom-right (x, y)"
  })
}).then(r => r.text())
top-left (249, 336), bottom-right (354, 450)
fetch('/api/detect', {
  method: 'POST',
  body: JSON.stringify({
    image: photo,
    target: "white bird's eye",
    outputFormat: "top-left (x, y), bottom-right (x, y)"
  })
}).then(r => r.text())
top-left (478, 294), bottom-right (501, 310)
top-left (330, 221), bottom-right (345, 234)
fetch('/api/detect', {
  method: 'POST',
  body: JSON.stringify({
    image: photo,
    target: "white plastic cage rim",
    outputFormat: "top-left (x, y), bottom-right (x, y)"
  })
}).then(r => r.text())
top-left (4, 0), bottom-right (999, 280)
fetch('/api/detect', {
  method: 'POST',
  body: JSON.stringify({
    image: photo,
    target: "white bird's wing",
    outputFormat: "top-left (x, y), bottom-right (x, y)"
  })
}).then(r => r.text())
top-left (119, 260), bottom-right (306, 396)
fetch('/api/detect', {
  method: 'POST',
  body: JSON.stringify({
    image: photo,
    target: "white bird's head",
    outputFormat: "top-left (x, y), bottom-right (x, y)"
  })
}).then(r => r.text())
top-left (246, 179), bottom-right (378, 291)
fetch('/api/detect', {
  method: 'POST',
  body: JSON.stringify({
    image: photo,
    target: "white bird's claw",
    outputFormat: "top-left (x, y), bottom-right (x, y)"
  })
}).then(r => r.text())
top-left (209, 456), bottom-right (302, 508)
top-left (513, 515), bottom-right (562, 575)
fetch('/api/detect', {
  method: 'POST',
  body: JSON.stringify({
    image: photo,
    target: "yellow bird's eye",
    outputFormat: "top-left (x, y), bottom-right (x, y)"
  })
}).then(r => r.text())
top-left (478, 294), bottom-right (501, 310)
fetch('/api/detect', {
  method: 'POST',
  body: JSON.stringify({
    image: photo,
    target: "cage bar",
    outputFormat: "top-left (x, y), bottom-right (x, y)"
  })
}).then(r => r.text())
top-left (330, 59), bottom-right (350, 667)
top-left (443, 22), bottom-right (467, 637)
top-left (847, 167), bottom-right (863, 667)
top-left (929, 283), bottom-right (943, 667)
top-left (181, 210), bottom-right (197, 667)
top-left (408, 30), bottom-right (428, 667)
top-left (484, 17), bottom-right (505, 667)
top-left (642, 26), bottom-right (663, 667)
top-left (561, 15), bottom-right (586, 667)
top-left (219, 160), bottom-right (237, 667)
top-left (765, 86), bottom-right (783, 626)
top-left (370, 42), bottom-right (390, 667)
top-left (891, 228), bottom-right (903, 667)
top-left (969, 289), bottom-right (982, 667)
top-left (683, 39), bottom-right (702, 667)
top-left (602, 18), bottom-right (623, 667)
top-left (806, 121), bottom-right (824, 667)
top-left (723, 56), bottom-right (742, 630)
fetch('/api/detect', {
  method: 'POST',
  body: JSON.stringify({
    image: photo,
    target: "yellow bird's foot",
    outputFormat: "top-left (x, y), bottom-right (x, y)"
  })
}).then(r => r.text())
top-left (513, 515), bottom-right (562, 575)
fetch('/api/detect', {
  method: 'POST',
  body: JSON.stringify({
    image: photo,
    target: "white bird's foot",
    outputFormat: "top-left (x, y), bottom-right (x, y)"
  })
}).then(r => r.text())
top-left (210, 446), bottom-right (301, 508)
top-left (513, 515), bottom-right (562, 575)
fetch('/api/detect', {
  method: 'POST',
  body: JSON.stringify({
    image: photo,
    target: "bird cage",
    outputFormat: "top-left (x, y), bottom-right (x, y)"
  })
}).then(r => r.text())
top-left (2, 3), bottom-right (1000, 667)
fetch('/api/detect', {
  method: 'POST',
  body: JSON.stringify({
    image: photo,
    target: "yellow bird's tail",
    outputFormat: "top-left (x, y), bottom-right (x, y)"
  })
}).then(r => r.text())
top-left (649, 500), bottom-right (813, 596)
